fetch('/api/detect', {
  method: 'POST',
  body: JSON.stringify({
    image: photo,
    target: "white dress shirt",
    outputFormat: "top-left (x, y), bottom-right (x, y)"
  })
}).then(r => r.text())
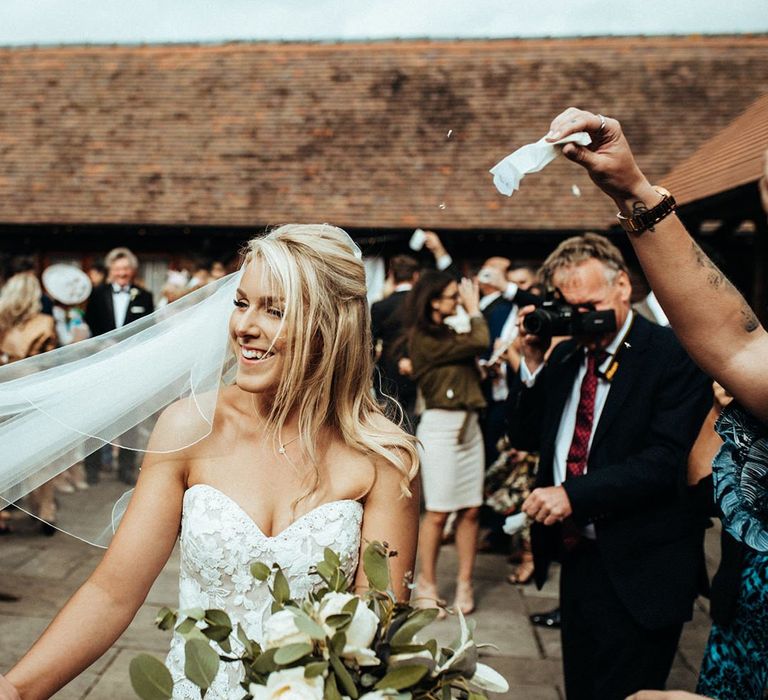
top-left (520, 311), bottom-right (635, 536)
top-left (111, 283), bottom-right (131, 328)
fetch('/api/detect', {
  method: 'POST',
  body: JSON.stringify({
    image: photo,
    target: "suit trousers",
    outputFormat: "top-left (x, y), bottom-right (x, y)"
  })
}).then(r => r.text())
top-left (560, 540), bottom-right (682, 700)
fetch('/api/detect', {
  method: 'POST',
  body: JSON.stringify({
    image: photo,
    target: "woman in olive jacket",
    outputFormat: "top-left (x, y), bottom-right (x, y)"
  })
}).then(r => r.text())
top-left (408, 270), bottom-right (489, 616)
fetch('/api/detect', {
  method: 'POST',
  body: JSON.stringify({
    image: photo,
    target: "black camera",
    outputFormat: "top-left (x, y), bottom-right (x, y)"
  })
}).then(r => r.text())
top-left (523, 298), bottom-right (617, 337)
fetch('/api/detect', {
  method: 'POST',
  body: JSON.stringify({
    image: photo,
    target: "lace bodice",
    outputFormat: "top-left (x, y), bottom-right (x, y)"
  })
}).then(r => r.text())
top-left (166, 484), bottom-right (364, 699)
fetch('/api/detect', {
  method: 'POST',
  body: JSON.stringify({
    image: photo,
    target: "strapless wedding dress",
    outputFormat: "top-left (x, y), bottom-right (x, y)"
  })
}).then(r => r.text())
top-left (166, 484), bottom-right (364, 699)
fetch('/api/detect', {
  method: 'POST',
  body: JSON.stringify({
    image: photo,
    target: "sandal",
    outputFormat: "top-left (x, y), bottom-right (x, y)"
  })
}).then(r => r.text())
top-left (454, 580), bottom-right (475, 615)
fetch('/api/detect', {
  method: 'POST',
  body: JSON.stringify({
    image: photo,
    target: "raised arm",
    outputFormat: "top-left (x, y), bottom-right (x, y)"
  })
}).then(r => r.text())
top-left (1, 412), bottom-right (188, 699)
top-left (546, 107), bottom-right (768, 422)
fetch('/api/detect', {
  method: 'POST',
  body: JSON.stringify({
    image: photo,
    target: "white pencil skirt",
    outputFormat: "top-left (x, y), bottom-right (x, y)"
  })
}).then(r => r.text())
top-left (417, 409), bottom-right (484, 512)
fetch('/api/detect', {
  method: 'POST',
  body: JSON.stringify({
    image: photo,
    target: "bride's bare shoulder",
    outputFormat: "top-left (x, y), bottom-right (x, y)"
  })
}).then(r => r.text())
top-left (147, 386), bottom-right (241, 456)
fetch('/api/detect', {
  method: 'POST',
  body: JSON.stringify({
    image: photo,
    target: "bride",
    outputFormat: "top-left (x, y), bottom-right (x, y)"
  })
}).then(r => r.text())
top-left (0, 224), bottom-right (420, 700)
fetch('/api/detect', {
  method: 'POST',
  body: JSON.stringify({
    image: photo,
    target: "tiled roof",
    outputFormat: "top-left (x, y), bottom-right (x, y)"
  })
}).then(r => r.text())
top-left (1, 36), bottom-right (768, 231)
top-left (661, 93), bottom-right (768, 205)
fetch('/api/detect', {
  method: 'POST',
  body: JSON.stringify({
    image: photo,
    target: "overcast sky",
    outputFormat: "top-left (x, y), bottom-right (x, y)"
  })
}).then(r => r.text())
top-left (0, 0), bottom-right (766, 45)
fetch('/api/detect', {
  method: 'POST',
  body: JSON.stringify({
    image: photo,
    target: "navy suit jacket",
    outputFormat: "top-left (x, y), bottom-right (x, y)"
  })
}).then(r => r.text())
top-left (510, 315), bottom-right (712, 630)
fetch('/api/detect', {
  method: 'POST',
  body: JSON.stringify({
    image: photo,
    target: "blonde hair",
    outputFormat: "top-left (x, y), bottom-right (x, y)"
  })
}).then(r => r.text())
top-left (244, 224), bottom-right (419, 498)
top-left (540, 233), bottom-right (628, 288)
top-left (0, 273), bottom-right (43, 337)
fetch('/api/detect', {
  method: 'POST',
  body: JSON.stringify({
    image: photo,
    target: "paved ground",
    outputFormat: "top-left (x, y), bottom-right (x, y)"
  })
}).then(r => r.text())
top-left (0, 481), bottom-right (719, 699)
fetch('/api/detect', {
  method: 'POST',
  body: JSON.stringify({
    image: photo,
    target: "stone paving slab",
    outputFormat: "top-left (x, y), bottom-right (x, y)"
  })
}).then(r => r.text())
top-left (0, 488), bottom-right (719, 699)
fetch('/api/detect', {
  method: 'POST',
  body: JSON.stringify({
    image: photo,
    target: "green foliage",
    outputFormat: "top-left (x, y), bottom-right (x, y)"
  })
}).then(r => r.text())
top-left (374, 665), bottom-right (430, 691)
top-left (363, 541), bottom-right (389, 591)
top-left (184, 639), bottom-right (220, 690)
top-left (129, 654), bottom-right (174, 700)
top-left (390, 609), bottom-right (439, 646)
top-left (273, 643), bottom-right (313, 665)
top-left (250, 562), bottom-right (271, 581)
top-left (132, 541), bottom-right (508, 700)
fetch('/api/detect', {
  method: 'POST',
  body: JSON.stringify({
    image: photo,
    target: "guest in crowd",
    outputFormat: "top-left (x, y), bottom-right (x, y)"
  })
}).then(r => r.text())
top-left (83, 247), bottom-right (154, 485)
top-left (408, 271), bottom-right (489, 616)
top-left (542, 109), bottom-right (768, 700)
top-left (512, 233), bottom-right (711, 700)
top-left (41, 264), bottom-right (93, 494)
top-left (0, 273), bottom-right (58, 535)
top-left (507, 265), bottom-right (537, 291)
top-left (86, 263), bottom-right (107, 290)
top-left (371, 254), bottom-right (420, 431)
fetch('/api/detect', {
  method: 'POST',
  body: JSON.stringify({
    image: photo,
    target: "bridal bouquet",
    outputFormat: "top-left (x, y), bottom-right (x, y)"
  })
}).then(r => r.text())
top-left (130, 542), bottom-right (508, 700)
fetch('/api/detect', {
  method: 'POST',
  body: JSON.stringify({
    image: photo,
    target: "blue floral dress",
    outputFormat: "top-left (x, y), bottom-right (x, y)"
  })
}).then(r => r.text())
top-left (697, 404), bottom-right (768, 700)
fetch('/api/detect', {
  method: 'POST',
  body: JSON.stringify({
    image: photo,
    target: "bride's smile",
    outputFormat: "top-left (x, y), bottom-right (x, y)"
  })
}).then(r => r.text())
top-left (229, 258), bottom-right (287, 393)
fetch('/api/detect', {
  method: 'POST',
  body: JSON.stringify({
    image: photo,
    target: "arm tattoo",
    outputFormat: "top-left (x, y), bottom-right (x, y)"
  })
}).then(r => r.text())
top-left (691, 241), bottom-right (760, 333)
top-left (631, 201), bottom-right (655, 232)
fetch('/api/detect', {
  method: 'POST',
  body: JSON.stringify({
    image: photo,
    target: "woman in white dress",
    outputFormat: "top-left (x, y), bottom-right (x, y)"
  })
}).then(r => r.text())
top-left (0, 224), bottom-right (419, 700)
top-left (407, 271), bottom-right (489, 617)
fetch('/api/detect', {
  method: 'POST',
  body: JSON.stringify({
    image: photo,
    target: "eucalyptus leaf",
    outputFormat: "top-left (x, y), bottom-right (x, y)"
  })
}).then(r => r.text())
top-left (129, 654), bottom-right (174, 700)
top-left (316, 561), bottom-right (335, 582)
top-left (329, 652), bottom-right (359, 699)
top-left (363, 543), bottom-right (389, 591)
top-left (291, 609), bottom-right (327, 640)
top-left (181, 627), bottom-right (208, 643)
top-left (271, 600), bottom-right (283, 615)
top-left (424, 640), bottom-right (438, 659)
top-left (176, 618), bottom-right (197, 635)
top-left (325, 613), bottom-right (352, 629)
top-left (250, 562), bottom-right (271, 581)
top-left (251, 648), bottom-right (278, 674)
top-left (204, 610), bottom-right (232, 630)
top-left (184, 639), bottom-right (220, 689)
top-left (203, 625), bottom-right (232, 643)
top-left (468, 692), bottom-right (487, 700)
top-left (330, 569), bottom-right (347, 592)
top-left (324, 548), bottom-right (341, 567)
top-left (374, 665), bottom-right (429, 691)
top-left (154, 608), bottom-right (177, 632)
top-left (331, 631), bottom-right (346, 655)
top-left (391, 609), bottom-right (439, 646)
top-left (274, 642), bottom-right (313, 665)
top-left (304, 661), bottom-right (329, 679)
top-left (218, 637), bottom-right (232, 655)
top-left (341, 598), bottom-right (359, 617)
top-left (273, 568), bottom-right (291, 604)
top-left (324, 672), bottom-right (342, 700)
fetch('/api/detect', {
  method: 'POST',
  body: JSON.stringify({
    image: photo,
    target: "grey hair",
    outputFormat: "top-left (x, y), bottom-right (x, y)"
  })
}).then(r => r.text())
top-left (105, 247), bottom-right (139, 270)
top-left (539, 233), bottom-right (628, 288)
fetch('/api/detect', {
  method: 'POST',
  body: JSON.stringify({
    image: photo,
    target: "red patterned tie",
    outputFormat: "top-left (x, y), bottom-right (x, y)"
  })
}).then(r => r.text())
top-left (562, 351), bottom-right (603, 550)
top-left (565, 351), bottom-right (601, 478)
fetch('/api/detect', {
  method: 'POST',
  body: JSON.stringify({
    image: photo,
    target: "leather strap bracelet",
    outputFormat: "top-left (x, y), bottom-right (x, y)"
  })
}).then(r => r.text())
top-left (616, 186), bottom-right (677, 234)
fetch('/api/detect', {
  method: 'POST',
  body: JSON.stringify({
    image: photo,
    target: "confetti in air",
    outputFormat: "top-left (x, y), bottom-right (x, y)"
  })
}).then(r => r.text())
top-left (446, 129), bottom-right (453, 139)
top-left (571, 184), bottom-right (582, 197)
top-left (438, 202), bottom-right (447, 210)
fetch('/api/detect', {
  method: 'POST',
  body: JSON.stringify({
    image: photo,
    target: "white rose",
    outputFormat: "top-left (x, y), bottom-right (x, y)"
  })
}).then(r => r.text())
top-left (319, 592), bottom-right (380, 666)
top-left (249, 668), bottom-right (324, 700)
top-left (263, 609), bottom-right (313, 649)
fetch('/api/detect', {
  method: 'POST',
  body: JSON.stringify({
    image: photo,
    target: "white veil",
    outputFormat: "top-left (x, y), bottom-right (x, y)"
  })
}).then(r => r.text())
top-left (0, 270), bottom-right (242, 546)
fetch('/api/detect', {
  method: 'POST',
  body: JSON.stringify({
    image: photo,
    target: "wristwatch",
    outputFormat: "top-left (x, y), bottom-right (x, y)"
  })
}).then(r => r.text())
top-left (616, 186), bottom-right (677, 234)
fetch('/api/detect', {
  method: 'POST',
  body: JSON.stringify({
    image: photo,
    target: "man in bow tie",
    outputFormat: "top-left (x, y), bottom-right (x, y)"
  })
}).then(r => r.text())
top-left (84, 247), bottom-right (154, 484)
top-left (510, 234), bottom-right (711, 700)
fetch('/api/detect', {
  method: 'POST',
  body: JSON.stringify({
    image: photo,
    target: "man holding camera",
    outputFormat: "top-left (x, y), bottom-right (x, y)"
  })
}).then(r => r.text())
top-left (511, 233), bottom-right (711, 700)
